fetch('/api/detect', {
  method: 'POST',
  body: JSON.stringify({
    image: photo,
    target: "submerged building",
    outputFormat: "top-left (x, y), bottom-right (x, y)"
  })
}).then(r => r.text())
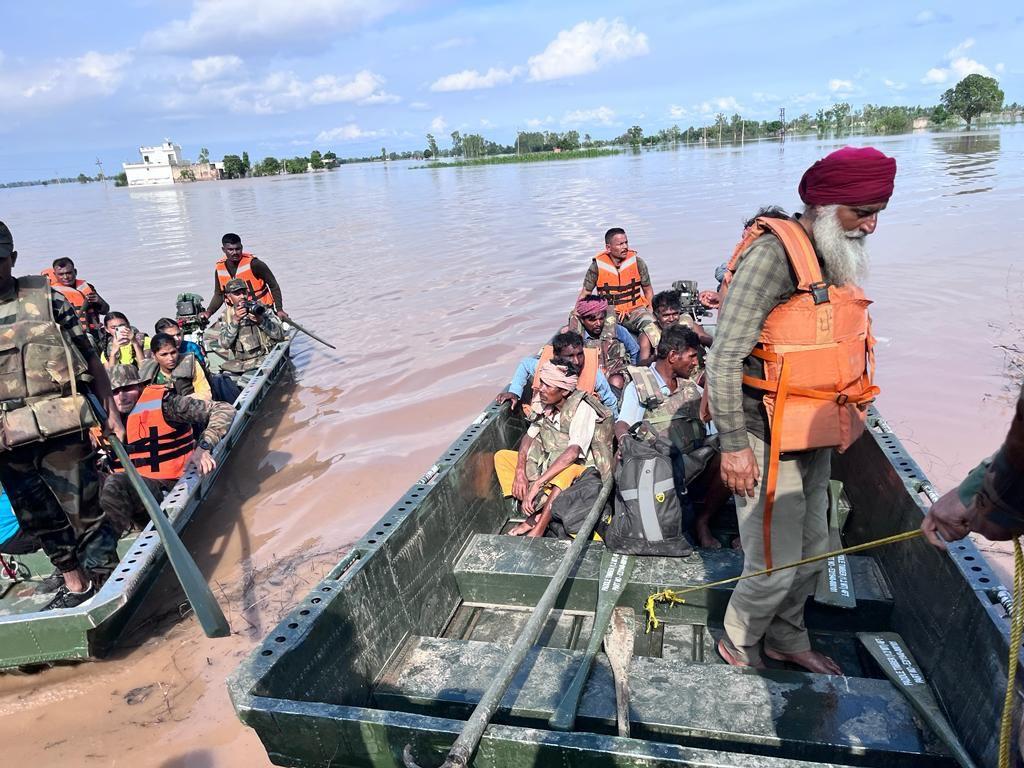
top-left (122, 141), bottom-right (222, 187)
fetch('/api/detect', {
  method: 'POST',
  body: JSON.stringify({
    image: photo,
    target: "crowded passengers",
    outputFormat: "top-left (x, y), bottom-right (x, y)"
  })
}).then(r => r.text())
top-left (0, 228), bottom-right (289, 610)
top-left (493, 146), bottom-right (897, 675)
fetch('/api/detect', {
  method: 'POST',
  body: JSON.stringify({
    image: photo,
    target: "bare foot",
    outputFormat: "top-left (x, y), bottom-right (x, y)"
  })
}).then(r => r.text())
top-left (717, 638), bottom-right (766, 670)
top-left (764, 647), bottom-right (843, 675)
top-left (731, 536), bottom-right (743, 550)
top-left (697, 527), bottom-right (722, 549)
top-left (508, 518), bottom-right (537, 536)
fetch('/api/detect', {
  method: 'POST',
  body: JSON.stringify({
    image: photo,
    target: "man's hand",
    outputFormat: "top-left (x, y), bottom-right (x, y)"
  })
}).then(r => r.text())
top-left (720, 447), bottom-right (759, 498)
top-left (920, 488), bottom-right (971, 549)
top-left (522, 480), bottom-right (544, 516)
top-left (105, 407), bottom-right (125, 443)
top-left (277, 309), bottom-right (289, 321)
top-left (699, 290), bottom-right (721, 309)
top-left (233, 304), bottom-right (248, 322)
top-left (193, 446), bottom-right (217, 476)
top-left (495, 392), bottom-right (519, 409)
top-left (511, 469), bottom-right (528, 501)
top-left (85, 293), bottom-right (101, 305)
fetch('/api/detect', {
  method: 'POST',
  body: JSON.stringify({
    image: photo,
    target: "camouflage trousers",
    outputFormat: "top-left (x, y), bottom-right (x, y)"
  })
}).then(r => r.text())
top-left (100, 473), bottom-right (173, 538)
top-left (0, 434), bottom-right (118, 574)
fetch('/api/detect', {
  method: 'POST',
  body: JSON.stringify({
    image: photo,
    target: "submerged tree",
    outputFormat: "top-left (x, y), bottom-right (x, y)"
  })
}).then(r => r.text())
top-left (941, 74), bottom-right (1004, 129)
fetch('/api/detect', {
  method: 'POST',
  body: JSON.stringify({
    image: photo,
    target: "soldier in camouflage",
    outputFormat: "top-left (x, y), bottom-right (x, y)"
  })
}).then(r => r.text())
top-left (636, 289), bottom-right (715, 366)
top-left (0, 221), bottom-right (124, 610)
top-left (212, 277), bottom-right (286, 390)
top-left (98, 365), bottom-right (236, 538)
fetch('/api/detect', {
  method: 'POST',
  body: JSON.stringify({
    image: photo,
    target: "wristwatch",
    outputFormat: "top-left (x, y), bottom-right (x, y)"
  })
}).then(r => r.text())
top-left (197, 438), bottom-right (214, 451)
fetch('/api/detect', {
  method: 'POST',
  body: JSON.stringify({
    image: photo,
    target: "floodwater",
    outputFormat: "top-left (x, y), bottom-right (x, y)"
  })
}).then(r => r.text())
top-left (1, 126), bottom-right (1021, 765)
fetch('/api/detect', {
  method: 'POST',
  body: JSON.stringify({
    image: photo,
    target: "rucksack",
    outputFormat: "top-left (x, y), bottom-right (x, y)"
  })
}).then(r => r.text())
top-left (547, 468), bottom-right (610, 540)
top-left (604, 427), bottom-right (693, 556)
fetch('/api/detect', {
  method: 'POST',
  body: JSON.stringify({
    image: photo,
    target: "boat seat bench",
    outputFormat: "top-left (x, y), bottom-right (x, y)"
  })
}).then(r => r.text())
top-left (454, 534), bottom-right (895, 631)
top-left (373, 635), bottom-right (951, 767)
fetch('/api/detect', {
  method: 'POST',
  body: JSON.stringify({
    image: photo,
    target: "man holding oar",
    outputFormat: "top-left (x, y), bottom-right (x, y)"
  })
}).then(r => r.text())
top-left (0, 221), bottom-right (124, 610)
top-left (706, 147), bottom-right (896, 672)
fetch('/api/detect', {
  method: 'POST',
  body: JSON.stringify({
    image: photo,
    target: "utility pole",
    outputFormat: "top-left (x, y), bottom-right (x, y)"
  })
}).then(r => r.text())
top-left (95, 157), bottom-right (106, 186)
top-left (779, 108), bottom-right (786, 140)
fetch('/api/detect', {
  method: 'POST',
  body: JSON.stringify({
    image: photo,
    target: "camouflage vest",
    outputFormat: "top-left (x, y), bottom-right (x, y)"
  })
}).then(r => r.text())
top-left (644, 315), bottom-right (696, 350)
top-left (222, 322), bottom-right (273, 374)
top-left (140, 353), bottom-right (196, 397)
top-left (627, 364), bottom-right (706, 454)
top-left (582, 334), bottom-right (630, 373)
top-left (525, 389), bottom-right (614, 481)
top-left (0, 276), bottom-right (93, 450)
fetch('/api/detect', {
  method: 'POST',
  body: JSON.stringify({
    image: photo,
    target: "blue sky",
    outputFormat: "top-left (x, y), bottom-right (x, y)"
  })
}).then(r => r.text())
top-left (1, 0), bottom-right (1020, 181)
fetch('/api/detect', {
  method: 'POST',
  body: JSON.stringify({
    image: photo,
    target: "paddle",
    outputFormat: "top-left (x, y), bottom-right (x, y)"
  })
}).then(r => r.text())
top-left (403, 477), bottom-right (615, 768)
top-left (549, 550), bottom-right (634, 732)
top-left (858, 632), bottom-right (978, 768)
top-left (87, 393), bottom-right (230, 639)
top-left (604, 606), bottom-right (635, 737)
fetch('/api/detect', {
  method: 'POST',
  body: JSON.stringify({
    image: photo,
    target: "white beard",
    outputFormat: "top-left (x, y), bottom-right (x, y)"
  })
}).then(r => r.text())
top-left (810, 205), bottom-right (869, 287)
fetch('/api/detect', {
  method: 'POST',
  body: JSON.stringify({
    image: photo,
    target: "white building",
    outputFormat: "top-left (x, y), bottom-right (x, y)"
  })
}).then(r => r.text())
top-left (123, 141), bottom-right (183, 187)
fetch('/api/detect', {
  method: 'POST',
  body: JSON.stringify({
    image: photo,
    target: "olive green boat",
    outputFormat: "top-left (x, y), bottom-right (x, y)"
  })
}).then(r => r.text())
top-left (0, 331), bottom-right (295, 669)
top-left (229, 393), bottom-right (1016, 766)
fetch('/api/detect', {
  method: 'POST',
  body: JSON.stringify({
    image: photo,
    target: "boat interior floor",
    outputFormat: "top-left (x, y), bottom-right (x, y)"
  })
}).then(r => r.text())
top-left (372, 530), bottom-right (956, 767)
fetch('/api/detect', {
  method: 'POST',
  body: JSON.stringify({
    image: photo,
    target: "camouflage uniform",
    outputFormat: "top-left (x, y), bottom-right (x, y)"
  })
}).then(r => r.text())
top-left (213, 298), bottom-right (286, 387)
top-left (101, 383), bottom-right (236, 537)
top-left (0, 275), bottom-right (114, 574)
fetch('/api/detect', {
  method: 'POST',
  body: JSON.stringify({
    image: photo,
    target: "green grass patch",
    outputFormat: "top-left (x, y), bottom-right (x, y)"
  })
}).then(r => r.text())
top-left (412, 148), bottom-right (620, 169)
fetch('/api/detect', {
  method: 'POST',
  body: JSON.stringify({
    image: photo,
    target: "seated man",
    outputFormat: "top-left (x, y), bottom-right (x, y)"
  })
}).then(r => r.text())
top-left (616, 326), bottom-right (731, 549)
top-left (572, 296), bottom-right (638, 391)
top-left (494, 359), bottom-right (614, 537)
top-left (43, 257), bottom-right (109, 346)
top-left (495, 331), bottom-right (618, 418)
top-left (155, 317), bottom-right (207, 366)
top-left (575, 227), bottom-right (657, 349)
top-left (98, 365), bottom-right (235, 540)
top-left (213, 277), bottom-right (286, 391)
top-left (637, 289), bottom-right (714, 366)
top-left (101, 311), bottom-right (150, 369)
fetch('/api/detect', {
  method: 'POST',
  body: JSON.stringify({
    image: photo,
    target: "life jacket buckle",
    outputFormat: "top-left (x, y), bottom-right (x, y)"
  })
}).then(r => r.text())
top-left (809, 282), bottom-right (830, 305)
top-left (835, 393), bottom-right (849, 405)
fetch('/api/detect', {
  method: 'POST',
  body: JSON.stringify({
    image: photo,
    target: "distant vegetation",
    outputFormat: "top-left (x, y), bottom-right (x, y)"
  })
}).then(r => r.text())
top-left (413, 148), bottom-right (619, 168)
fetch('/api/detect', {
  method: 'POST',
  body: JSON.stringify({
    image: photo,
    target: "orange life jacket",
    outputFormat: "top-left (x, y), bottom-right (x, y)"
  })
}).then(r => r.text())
top-left (721, 217), bottom-right (879, 568)
top-left (41, 268), bottom-right (101, 332)
top-left (215, 253), bottom-right (274, 307)
top-left (112, 384), bottom-right (195, 481)
top-left (523, 346), bottom-right (599, 417)
top-left (592, 250), bottom-right (650, 317)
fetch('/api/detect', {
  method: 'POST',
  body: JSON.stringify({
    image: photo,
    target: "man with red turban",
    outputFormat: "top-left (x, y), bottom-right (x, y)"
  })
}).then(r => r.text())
top-left (706, 146), bottom-right (896, 674)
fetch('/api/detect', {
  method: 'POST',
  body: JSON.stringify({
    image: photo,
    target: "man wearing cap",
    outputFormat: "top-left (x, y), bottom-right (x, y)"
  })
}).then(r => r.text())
top-left (98, 365), bottom-right (235, 540)
top-left (706, 147), bottom-right (897, 673)
top-left (493, 358), bottom-right (614, 537)
top-left (212, 277), bottom-right (287, 391)
top-left (0, 221), bottom-right (124, 609)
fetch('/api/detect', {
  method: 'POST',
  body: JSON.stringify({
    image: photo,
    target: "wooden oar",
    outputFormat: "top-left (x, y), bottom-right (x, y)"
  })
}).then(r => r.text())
top-left (403, 477), bottom-right (615, 768)
top-left (87, 393), bottom-right (230, 639)
top-left (604, 606), bottom-right (635, 737)
top-left (549, 550), bottom-right (634, 732)
top-left (858, 632), bottom-right (978, 768)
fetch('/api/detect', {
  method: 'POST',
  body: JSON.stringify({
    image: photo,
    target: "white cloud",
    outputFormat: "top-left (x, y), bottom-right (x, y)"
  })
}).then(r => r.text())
top-left (922, 38), bottom-right (993, 84)
top-left (752, 92), bottom-right (780, 103)
top-left (668, 105), bottom-right (688, 119)
top-left (912, 9), bottom-right (951, 25)
top-left (430, 115), bottom-right (447, 133)
top-left (143, 0), bottom-right (407, 54)
top-left (480, 118), bottom-right (494, 128)
top-left (525, 115), bottom-right (554, 128)
top-left (429, 66), bottom-right (522, 92)
top-left (433, 37), bottom-right (474, 50)
top-left (915, 10), bottom-right (935, 24)
top-left (409, 101), bottom-right (430, 111)
top-left (527, 18), bottom-right (648, 82)
top-left (190, 55), bottom-right (244, 82)
top-left (883, 78), bottom-right (906, 90)
top-left (562, 106), bottom-right (616, 125)
top-left (699, 96), bottom-right (742, 115)
top-left (316, 123), bottom-right (384, 142)
top-left (996, 63), bottom-right (1005, 73)
top-left (828, 78), bottom-right (853, 93)
top-left (2, 49), bottom-right (132, 110)
top-left (163, 68), bottom-right (396, 115)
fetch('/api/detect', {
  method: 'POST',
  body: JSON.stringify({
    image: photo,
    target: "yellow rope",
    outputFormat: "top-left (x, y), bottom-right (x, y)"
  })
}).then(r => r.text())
top-left (998, 536), bottom-right (1023, 768)
top-left (644, 528), bottom-right (923, 633)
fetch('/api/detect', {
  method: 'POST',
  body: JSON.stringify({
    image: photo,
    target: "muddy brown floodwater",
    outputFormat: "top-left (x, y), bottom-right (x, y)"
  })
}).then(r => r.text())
top-left (1, 126), bottom-right (1021, 766)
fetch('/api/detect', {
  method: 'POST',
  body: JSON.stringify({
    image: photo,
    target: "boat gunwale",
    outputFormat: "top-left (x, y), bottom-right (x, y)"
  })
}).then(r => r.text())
top-left (0, 330), bottom-right (297, 668)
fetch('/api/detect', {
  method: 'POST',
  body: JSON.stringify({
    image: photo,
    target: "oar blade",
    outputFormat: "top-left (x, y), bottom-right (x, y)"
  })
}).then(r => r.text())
top-left (604, 607), bottom-right (635, 738)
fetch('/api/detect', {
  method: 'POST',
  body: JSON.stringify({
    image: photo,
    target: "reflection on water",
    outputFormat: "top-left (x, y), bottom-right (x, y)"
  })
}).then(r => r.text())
top-left (937, 132), bottom-right (1000, 195)
top-left (0, 125), bottom-right (1022, 767)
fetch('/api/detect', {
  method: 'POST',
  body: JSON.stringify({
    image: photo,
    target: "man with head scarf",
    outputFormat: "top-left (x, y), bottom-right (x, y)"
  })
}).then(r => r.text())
top-left (569, 295), bottom-right (638, 392)
top-left (705, 146), bottom-right (896, 674)
top-left (493, 359), bottom-right (614, 537)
